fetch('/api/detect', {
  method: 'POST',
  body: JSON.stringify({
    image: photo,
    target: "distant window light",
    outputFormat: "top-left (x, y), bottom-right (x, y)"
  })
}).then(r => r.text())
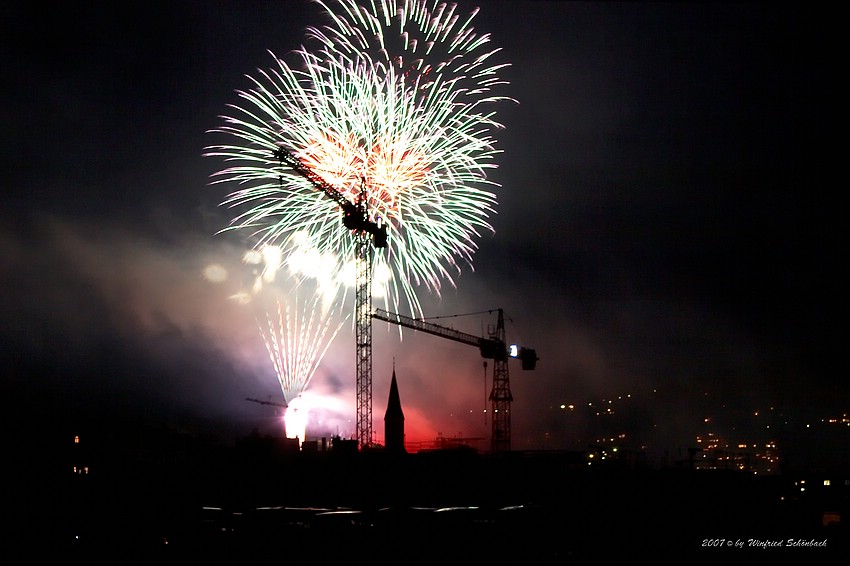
top-left (74, 436), bottom-right (80, 444)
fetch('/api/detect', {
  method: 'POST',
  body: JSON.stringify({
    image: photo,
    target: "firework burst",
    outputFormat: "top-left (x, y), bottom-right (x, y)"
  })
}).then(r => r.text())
top-left (205, 0), bottom-right (513, 317)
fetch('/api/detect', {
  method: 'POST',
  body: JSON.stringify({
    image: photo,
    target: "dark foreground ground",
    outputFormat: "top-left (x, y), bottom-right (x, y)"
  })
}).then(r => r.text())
top-left (5, 438), bottom-right (848, 563)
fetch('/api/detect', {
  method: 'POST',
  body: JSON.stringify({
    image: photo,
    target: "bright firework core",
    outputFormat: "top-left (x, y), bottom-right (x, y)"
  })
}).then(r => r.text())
top-left (281, 391), bottom-right (351, 445)
top-left (284, 395), bottom-right (309, 446)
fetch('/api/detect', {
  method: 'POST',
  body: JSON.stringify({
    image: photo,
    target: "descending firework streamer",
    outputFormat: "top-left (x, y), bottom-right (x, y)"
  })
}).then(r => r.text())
top-left (258, 290), bottom-right (347, 442)
top-left (205, 0), bottom-right (513, 317)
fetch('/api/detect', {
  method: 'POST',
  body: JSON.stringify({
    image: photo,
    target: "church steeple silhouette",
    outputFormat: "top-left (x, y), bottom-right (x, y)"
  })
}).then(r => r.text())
top-left (384, 360), bottom-right (406, 454)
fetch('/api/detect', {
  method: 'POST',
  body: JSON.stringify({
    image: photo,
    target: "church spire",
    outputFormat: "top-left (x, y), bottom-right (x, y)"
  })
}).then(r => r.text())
top-left (384, 363), bottom-right (405, 453)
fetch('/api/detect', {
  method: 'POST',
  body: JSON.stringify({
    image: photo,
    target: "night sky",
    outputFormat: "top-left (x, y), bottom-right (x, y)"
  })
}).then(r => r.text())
top-left (3, 1), bottom-right (845, 469)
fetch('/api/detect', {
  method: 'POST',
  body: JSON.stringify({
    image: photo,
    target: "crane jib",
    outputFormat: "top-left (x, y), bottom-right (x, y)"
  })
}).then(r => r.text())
top-left (273, 145), bottom-right (387, 248)
top-left (371, 308), bottom-right (535, 367)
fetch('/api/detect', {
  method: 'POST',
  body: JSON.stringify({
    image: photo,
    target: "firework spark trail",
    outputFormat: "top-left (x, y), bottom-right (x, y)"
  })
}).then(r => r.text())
top-left (258, 291), bottom-right (347, 406)
top-left (205, 0), bottom-right (513, 317)
top-left (254, 234), bottom-right (349, 400)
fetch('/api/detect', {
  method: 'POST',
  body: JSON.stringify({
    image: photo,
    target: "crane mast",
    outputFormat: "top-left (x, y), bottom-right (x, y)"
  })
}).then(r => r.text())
top-left (354, 229), bottom-right (372, 449)
top-left (274, 146), bottom-right (386, 449)
top-left (373, 308), bottom-right (537, 453)
top-left (489, 309), bottom-right (512, 454)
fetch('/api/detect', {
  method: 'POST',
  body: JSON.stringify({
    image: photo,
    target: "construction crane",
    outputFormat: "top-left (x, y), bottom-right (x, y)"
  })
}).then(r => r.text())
top-left (372, 308), bottom-right (538, 453)
top-left (245, 396), bottom-right (287, 409)
top-left (273, 146), bottom-right (387, 450)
